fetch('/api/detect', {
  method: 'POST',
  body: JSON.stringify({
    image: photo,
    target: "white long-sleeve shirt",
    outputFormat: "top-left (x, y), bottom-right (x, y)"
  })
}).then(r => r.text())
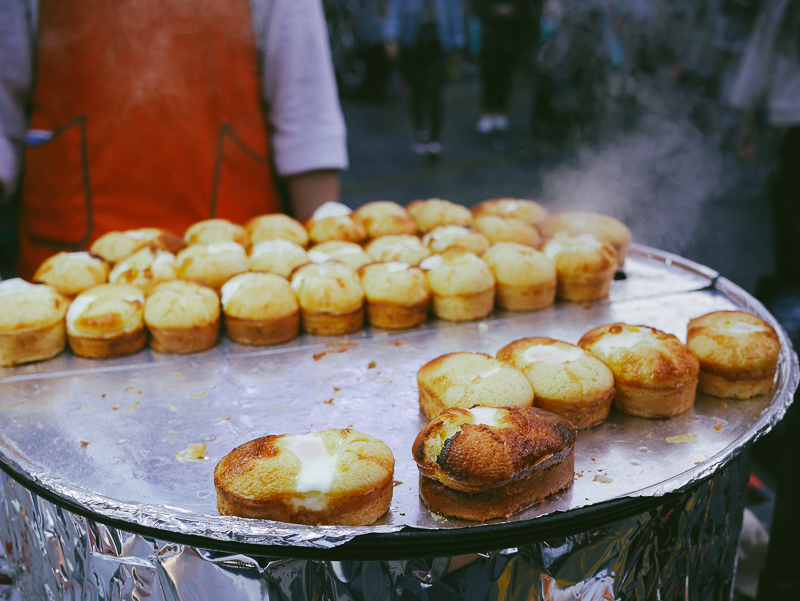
top-left (729, 0), bottom-right (800, 127)
top-left (0, 0), bottom-right (348, 200)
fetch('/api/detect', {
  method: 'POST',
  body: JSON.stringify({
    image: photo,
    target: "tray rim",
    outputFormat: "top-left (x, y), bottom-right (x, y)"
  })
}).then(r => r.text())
top-left (0, 244), bottom-right (796, 551)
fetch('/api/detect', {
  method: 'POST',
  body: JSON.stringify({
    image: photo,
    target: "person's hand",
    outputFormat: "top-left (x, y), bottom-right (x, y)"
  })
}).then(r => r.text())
top-left (736, 115), bottom-right (757, 162)
top-left (385, 40), bottom-right (398, 59)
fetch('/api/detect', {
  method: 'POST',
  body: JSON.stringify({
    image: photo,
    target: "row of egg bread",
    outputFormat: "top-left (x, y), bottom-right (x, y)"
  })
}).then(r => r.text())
top-left (213, 311), bottom-right (780, 526)
top-left (0, 199), bottom-right (631, 367)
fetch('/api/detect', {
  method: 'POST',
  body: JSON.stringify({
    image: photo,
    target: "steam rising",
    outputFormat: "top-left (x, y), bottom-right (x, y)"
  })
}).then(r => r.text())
top-left (538, 110), bottom-right (730, 253)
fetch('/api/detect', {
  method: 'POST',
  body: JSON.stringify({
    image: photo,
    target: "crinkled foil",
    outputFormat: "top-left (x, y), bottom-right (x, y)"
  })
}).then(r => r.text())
top-left (0, 455), bottom-right (749, 600)
top-left (0, 246), bottom-right (796, 563)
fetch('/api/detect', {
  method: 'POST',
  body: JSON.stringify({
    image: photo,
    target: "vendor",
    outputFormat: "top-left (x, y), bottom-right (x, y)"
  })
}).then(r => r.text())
top-left (0, 0), bottom-right (348, 279)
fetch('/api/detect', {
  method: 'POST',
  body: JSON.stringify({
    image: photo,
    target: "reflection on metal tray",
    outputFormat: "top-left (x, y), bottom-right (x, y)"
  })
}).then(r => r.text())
top-left (0, 244), bottom-right (796, 550)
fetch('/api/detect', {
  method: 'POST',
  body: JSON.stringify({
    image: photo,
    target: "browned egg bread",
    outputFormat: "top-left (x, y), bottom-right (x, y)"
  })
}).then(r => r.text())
top-left (538, 211), bottom-right (632, 267)
top-left (579, 323), bottom-right (700, 418)
top-left (412, 406), bottom-right (576, 520)
top-left (215, 428), bottom-right (395, 526)
top-left (365, 235), bottom-right (432, 266)
top-left (184, 218), bottom-right (249, 248)
top-left (482, 242), bottom-right (556, 311)
top-left (290, 262), bottom-right (365, 335)
top-left (687, 311), bottom-right (781, 399)
top-left (221, 272), bottom-right (299, 345)
top-left (305, 202), bottom-right (367, 245)
top-left (108, 248), bottom-right (177, 293)
top-left (249, 239), bottom-right (310, 278)
top-left (308, 241), bottom-right (372, 271)
top-left (67, 283), bottom-right (146, 358)
top-left (542, 233), bottom-right (617, 303)
top-left (497, 337), bottom-right (615, 429)
top-left (470, 198), bottom-right (549, 226)
top-left (246, 214), bottom-right (309, 248)
top-left (473, 215), bottom-right (541, 248)
top-left (354, 201), bottom-right (418, 238)
top-left (0, 279), bottom-right (69, 367)
top-left (421, 248), bottom-right (495, 321)
top-left (144, 279), bottom-right (220, 354)
top-left (407, 198), bottom-right (473, 233)
top-left (90, 228), bottom-right (184, 264)
top-left (422, 226), bottom-right (490, 256)
top-left (358, 262), bottom-right (430, 329)
top-left (33, 252), bottom-right (110, 298)
top-left (416, 352), bottom-right (534, 419)
top-left (175, 241), bottom-right (249, 290)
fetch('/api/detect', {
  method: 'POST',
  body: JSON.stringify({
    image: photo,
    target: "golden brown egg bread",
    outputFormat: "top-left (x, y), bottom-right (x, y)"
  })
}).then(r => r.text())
top-left (354, 201), bottom-right (418, 238)
top-left (412, 406), bottom-right (576, 520)
top-left (482, 242), bottom-right (556, 311)
top-left (579, 323), bottom-right (699, 418)
top-left (215, 428), bottom-right (395, 526)
top-left (144, 280), bottom-right (220, 354)
top-left (0, 279), bottom-right (69, 367)
top-left (358, 262), bottom-right (430, 329)
top-left (90, 228), bottom-right (184, 264)
top-left (407, 198), bottom-right (473, 233)
top-left (66, 283), bottom-right (146, 358)
top-left (687, 311), bottom-right (780, 399)
top-left (497, 337), bottom-right (614, 429)
top-left (33, 252), bottom-right (110, 298)
top-left (417, 352), bottom-right (534, 419)
top-left (221, 272), bottom-right (299, 345)
top-left (538, 211), bottom-right (631, 267)
top-left (470, 198), bottom-right (549, 226)
top-left (542, 233), bottom-right (617, 303)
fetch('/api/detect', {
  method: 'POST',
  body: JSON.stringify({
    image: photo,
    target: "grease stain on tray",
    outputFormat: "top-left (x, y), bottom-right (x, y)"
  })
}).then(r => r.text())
top-left (667, 434), bottom-right (699, 444)
top-left (187, 391), bottom-right (207, 398)
top-left (713, 423), bottom-right (724, 432)
top-left (176, 443), bottom-right (207, 463)
top-left (594, 474), bottom-right (613, 483)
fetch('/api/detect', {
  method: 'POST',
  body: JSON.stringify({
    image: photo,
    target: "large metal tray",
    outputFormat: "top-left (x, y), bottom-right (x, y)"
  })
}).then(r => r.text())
top-left (0, 244), bottom-right (796, 550)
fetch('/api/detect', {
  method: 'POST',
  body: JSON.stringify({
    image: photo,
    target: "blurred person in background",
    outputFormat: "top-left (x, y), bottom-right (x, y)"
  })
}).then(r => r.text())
top-left (730, 0), bottom-right (800, 294)
top-left (0, 0), bottom-right (348, 279)
top-left (356, 0), bottom-right (393, 101)
top-left (385, 0), bottom-right (466, 157)
top-left (473, 0), bottom-right (544, 134)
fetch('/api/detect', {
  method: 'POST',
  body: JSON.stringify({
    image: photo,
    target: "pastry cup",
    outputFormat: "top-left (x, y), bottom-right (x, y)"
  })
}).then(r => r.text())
top-left (535, 387), bottom-right (615, 430)
top-left (68, 327), bottom-right (147, 359)
top-left (613, 378), bottom-right (698, 419)
top-left (216, 478), bottom-right (393, 526)
top-left (431, 288), bottom-right (494, 322)
top-left (148, 319), bottom-right (220, 354)
top-left (366, 298), bottom-right (429, 329)
top-left (495, 280), bottom-right (556, 311)
top-left (300, 305), bottom-right (365, 335)
top-left (418, 449), bottom-right (574, 521)
top-left (557, 275), bottom-right (613, 303)
top-left (225, 311), bottom-right (300, 345)
top-left (697, 372), bottom-right (775, 400)
top-left (0, 321), bottom-right (66, 367)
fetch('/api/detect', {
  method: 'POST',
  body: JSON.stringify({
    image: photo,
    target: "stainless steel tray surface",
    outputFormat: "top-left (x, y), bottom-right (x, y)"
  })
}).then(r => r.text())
top-left (0, 245), bottom-right (796, 549)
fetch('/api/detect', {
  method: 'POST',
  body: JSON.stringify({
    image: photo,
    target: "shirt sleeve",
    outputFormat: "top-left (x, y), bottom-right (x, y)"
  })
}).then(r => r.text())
top-left (252, 0), bottom-right (349, 177)
top-left (0, 0), bottom-right (36, 201)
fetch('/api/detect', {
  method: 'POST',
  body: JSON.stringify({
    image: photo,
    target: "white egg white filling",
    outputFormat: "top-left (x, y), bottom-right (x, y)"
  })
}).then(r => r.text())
top-left (523, 344), bottom-right (584, 364)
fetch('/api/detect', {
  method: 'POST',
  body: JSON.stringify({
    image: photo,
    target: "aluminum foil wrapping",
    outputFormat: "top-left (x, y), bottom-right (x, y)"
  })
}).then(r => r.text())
top-left (0, 454), bottom-right (749, 600)
top-left (0, 246), bottom-right (796, 598)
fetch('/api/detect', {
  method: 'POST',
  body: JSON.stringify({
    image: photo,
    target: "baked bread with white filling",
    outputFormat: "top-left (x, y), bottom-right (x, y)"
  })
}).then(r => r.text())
top-left (215, 428), bottom-right (395, 526)
top-left (412, 406), bottom-right (576, 520)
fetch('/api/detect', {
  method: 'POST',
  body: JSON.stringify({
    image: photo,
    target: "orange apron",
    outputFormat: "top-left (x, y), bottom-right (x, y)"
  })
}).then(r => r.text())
top-left (19, 0), bottom-right (281, 278)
